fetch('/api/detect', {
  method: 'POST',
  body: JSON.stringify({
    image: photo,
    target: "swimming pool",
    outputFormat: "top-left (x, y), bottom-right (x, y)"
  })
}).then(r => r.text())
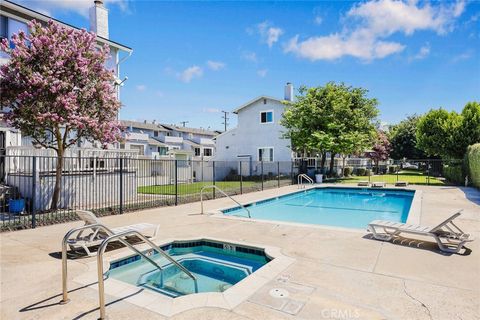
top-left (222, 187), bottom-right (415, 229)
top-left (108, 239), bottom-right (271, 297)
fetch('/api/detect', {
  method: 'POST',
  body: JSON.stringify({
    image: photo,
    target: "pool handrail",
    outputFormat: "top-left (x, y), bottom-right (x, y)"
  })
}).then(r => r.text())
top-left (200, 184), bottom-right (251, 218)
top-left (298, 174), bottom-right (314, 188)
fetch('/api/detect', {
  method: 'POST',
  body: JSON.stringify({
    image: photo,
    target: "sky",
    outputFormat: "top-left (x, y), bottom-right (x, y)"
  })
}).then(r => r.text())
top-left (15, 0), bottom-right (480, 131)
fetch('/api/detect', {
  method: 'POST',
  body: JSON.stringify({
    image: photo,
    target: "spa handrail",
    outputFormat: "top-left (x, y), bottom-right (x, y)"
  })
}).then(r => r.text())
top-left (200, 184), bottom-right (251, 218)
top-left (96, 230), bottom-right (198, 319)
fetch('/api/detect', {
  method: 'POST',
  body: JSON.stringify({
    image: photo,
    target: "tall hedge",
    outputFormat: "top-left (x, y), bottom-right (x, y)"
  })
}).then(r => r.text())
top-left (466, 144), bottom-right (480, 188)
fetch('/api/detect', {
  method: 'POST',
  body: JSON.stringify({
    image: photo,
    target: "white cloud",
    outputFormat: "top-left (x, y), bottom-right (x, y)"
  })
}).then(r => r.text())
top-left (314, 16), bottom-right (323, 25)
top-left (206, 60), bottom-right (226, 71)
top-left (18, 0), bottom-right (129, 18)
top-left (177, 66), bottom-right (203, 83)
top-left (256, 21), bottom-right (284, 47)
top-left (452, 50), bottom-right (473, 63)
top-left (411, 43), bottom-right (431, 60)
top-left (257, 69), bottom-right (268, 77)
top-left (285, 0), bottom-right (466, 61)
top-left (136, 84), bottom-right (146, 92)
top-left (242, 51), bottom-right (258, 63)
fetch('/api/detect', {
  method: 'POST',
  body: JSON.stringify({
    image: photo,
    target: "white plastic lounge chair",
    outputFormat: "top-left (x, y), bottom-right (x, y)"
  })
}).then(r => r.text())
top-left (395, 181), bottom-right (409, 187)
top-left (371, 181), bottom-right (386, 188)
top-left (357, 181), bottom-right (370, 186)
top-left (67, 210), bottom-right (160, 256)
top-left (367, 210), bottom-right (474, 253)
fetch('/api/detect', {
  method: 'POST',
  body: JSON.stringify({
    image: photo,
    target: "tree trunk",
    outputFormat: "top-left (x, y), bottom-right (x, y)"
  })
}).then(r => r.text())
top-left (320, 152), bottom-right (326, 174)
top-left (329, 153), bottom-right (335, 176)
top-left (342, 156), bottom-right (346, 177)
top-left (50, 148), bottom-right (64, 211)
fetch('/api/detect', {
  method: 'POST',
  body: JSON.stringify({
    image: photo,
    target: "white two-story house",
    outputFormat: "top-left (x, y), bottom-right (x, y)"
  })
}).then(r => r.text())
top-left (214, 83), bottom-right (294, 164)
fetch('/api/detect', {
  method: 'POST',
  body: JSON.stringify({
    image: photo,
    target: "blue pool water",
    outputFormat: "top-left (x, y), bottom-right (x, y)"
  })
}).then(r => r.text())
top-left (223, 187), bottom-right (414, 229)
top-left (108, 240), bottom-right (270, 297)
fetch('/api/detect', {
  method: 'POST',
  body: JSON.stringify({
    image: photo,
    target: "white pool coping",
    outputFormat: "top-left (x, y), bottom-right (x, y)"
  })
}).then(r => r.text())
top-left (208, 185), bottom-right (423, 233)
top-left (72, 237), bottom-right (295, 317)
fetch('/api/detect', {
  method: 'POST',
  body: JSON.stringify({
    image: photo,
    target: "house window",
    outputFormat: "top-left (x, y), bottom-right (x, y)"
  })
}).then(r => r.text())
top-left (154, 131), bottom-right (159, 137)
top-left (130, 144), bottom-right (145, 155)
top-left (258, 147), bottom-right (274, 162)
top-left (194, 147), bottom-right (201, 156)
top-left (158, 147), bottom-right (168, 155)
top-left (263, 98), bottom-right (267, 104)
top-left (204, 148), bottom-right (213, 156)
top-left (260, 111), bottom-right (273, 123)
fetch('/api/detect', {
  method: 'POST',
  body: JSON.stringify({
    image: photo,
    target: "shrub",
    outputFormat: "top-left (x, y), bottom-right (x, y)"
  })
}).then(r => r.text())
top-left (443, 164), bottom-right (464, 185)
top-left (388, 165), bottom-right (399, 174)
top-left (365, 169), bottom-right (372, 176)
top-left (343, 167), bottom-right (353, 176)
top-left (466, 143), bottom-right (480, 188)
top-left (356, 168), bottom-right (366, 176)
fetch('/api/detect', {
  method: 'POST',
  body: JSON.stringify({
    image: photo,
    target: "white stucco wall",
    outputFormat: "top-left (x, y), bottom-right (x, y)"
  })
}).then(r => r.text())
top-left (215, 97), bottom-right (292, 162)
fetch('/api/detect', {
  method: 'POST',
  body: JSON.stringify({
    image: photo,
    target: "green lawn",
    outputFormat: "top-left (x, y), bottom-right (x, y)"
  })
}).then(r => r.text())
top-left (138, 181), bottom-right (258, 195)
top-left (337, 170), bottom-right (445, 185)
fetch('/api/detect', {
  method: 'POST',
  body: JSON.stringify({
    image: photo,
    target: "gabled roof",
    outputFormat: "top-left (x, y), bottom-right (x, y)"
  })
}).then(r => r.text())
top-left (148, 138), bottom-right (167, 147)
top-left (233, 96), bottom-right (284, 114)
top-left (121, 120), bottom-right (170, 132)
top-left (1, 0), bottom-right (132, 53)
top-left (160, 124), bottom-right (217, 136)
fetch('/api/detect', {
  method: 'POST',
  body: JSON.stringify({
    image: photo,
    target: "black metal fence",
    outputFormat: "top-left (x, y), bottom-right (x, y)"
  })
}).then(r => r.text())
top-left (0, 155), bottom-right (463, 231)
top-left (0, 155), bottom-right (298, 231)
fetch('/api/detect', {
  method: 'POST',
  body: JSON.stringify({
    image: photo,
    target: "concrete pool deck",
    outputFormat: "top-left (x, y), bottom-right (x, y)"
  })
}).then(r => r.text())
top-left (1, 184), bottom-right (479, 320)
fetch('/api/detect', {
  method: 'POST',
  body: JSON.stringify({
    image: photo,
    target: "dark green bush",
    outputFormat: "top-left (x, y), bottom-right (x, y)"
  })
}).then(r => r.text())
top-left (443, 165), bottom-right (464, 185)
top-left (388, 165), bottom-right (399, 174)
top-left (466, 143), bottom-right (480, 188)
top-left (343, 167), bottom-right (353, 176)
top-left (356, 168), bottom-right (366, 176)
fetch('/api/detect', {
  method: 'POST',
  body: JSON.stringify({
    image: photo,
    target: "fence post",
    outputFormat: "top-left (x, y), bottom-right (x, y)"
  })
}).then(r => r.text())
top-left (427, 160), bottom-right (430, 185)
top-left (239, 161), bottom-right (243, 194)
top-left (174, 160), bottom-right (178, 205)
top-left (277, 161), bottom-right (280, 188)
top-left (291, 161), bottom-right (294, 185)
top-left (212, 161), bottom-right (216, 199)
top-left (31, 156), bottom-right (37, 228)
top-left (119, 157), bottom-right (124, 214)
top-left (261, 161), bottom-right (264, 191)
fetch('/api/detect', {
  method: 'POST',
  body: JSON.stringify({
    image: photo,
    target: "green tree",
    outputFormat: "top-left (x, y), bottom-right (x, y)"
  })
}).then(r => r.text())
top-left (388, 115), bottom-right (426, 160)
top-left (281, 82), bottom-right (378, 174)
top-left (417, 102), bottom-right (480, 159)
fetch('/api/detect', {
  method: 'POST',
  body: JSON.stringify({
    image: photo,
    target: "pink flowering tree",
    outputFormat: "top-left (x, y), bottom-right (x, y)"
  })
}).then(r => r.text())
top-left (0, 20), bottom-right (123, 210)
top-left (366, 130), bottom-right (391, 173)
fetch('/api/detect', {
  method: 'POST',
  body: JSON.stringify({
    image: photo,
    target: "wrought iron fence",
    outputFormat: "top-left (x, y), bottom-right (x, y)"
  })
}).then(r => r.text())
top-left (0, 155), bottom-right (298, 231)
top-left (0, 155), bottom-right (464, 231)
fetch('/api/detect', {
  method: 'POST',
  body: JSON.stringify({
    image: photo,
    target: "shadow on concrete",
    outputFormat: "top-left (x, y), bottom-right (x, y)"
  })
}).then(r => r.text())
top-left (18, 279), bottom-right (144, 319)
top-left (362, 234), bottom-right (472, 256)
top-left (48, 236), bottom-right (145, 260)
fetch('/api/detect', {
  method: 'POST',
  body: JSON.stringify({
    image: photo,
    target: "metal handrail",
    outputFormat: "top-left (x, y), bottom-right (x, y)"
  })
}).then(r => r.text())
top-left (97, 230), bottom-right (198, 320)
top-left (200, 185), bottom-right (251, 218)
top-left (297, 174), bottom-right (314, 189)
top-left (61, 223), bottom-right (168, 304)
top-left (61, 224), bottom-right (198, 320)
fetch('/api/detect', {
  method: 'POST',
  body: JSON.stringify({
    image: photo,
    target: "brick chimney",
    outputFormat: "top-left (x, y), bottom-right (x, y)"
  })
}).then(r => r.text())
top-left (89, 0), bottom-right (109, 39)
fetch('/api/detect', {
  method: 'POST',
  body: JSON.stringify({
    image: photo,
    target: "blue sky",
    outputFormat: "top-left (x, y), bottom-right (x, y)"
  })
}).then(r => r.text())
top-left (17, 0), bottom-right (480, 130)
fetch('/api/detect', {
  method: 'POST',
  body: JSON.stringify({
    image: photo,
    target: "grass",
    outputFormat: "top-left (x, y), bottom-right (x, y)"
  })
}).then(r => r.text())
top-left (337, 170), bottom-right (445, 185)
top-left (138, 181), bottom-right (258, 195)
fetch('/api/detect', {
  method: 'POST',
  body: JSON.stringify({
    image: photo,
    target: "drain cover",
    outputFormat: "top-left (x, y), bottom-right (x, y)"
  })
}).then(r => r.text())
top-left (269, 288), bottom-right (289, 298)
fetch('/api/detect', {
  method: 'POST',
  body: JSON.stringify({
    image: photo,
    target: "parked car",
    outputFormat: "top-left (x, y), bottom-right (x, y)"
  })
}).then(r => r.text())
top-left (402, 162), bottom-right (419, 170)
